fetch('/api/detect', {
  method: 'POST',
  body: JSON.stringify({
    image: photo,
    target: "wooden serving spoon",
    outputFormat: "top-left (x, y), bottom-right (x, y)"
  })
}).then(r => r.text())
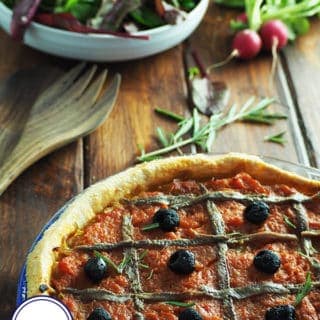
top-left (0, 63), bottom-right (121, 196)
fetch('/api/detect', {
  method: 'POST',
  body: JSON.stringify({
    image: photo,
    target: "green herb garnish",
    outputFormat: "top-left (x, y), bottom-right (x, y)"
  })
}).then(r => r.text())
top-left (156, 127), bottom-right (171, 148)
top-left (165, 301), bottom-right (196, 307)
top-left (138, 250), bottom-right (150, 269)
top-left (147, 270), bottom-right (154, 280)
top-left (155, 107), bottom-right (185, 122)
top-left (264, 131), bottom-right (287, 145)
top-left (138, 97), bottom-right (287, 162)
top-left (94, 251), bottom-right (120, 273)
top-left (117, 253), bottom-right (131, 273)
top-left (139, 250), bottom-right (148, 260)
top-left (295, 272), bottom-right (312, 306)
top-left (188, 67), bottom-right (201, 80)
top-left (141, 222), bottom-right (160, 231)
top-left (283, 215), bottom-right (296, 229)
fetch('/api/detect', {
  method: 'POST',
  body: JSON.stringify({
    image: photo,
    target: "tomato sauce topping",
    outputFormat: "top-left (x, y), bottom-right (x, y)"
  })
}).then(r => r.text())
top-left (50, 172), bottom-right (320, 319)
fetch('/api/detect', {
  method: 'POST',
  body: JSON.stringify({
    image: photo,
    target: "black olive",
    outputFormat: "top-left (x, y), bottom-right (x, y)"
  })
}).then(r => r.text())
top-left (244, 201), bottom-right (270, 224)
top-left (168, 250), bottom-right (195, 275)
top-left (254, 250), bottom-right (281, 274)
top-left (178, 308), bottom-right (203, 320)
top-left (265, 305), bottom-right (296, 320)
top-left (153, 208), bottom-right (180, 231)
top-left (84, 257), bottom-right (107, 282)
top-left (87, 307), bottom-right (112, 320)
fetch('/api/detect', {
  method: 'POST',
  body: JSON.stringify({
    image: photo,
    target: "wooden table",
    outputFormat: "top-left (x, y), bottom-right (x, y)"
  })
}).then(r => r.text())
top-left (1, 3), bottom-right (320, 318)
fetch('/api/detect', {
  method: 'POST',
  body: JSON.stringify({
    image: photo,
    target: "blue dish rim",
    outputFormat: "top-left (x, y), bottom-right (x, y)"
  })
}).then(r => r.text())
top-left (16, 155), bottom-right (320, 307)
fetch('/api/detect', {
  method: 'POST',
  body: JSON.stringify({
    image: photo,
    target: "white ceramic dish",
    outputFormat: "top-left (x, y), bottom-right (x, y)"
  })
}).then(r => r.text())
top-left (0, 0), bottom-right (209, 61)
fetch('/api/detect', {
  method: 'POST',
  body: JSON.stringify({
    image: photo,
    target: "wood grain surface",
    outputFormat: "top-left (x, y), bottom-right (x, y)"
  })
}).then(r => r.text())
top-left (0, 2), bottom-right (319, 319)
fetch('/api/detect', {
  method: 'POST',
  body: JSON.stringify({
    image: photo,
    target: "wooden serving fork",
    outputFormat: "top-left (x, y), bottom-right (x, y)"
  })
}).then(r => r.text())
top-left (0, 63), bottom-right (121, 196)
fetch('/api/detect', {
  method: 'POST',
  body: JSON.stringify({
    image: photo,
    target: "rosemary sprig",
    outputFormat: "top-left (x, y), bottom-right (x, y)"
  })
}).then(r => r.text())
top-left (156, 127), bottom-right (170, 147)
top-left (138, 97), bottom-right (285, 162)
top-left (264, 131), bottom-right (287, 145)
top-left (165, 301), bottom-right (196, 307)
top-left (295, 272), bottom-right (312, 306)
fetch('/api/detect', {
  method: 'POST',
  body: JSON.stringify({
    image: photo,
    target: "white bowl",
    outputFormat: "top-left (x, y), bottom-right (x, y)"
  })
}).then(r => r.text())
top-left (0, 0), bottom-right (209, 61)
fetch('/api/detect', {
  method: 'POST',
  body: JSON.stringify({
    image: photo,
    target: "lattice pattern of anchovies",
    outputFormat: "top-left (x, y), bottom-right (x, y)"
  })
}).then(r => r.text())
top-left (66, 189), bottom-right (320, 319)
top-left (122, 215), bottom-right (145, 319)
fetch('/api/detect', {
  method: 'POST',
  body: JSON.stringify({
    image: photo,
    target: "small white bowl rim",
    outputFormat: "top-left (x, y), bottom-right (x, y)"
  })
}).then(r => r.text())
top-left (0, 0), bottom-right (207, 40)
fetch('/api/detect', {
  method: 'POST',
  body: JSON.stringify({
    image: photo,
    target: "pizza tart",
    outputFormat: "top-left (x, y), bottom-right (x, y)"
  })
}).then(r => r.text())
top-left (26, 153), bottom-right (320, 320)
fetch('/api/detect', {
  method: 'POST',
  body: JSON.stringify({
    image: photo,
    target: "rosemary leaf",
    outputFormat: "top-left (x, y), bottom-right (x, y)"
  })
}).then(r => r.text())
top-left (174, 118), bottom-right (194, 142)
top-left (139, 250), bottom-right (148, 260)
top-left (283, 215), bottom-right (296, 229)
top-left (139, 263), bottom-right (150, 269)
top-left (155, 107), bottom-right (185, 122)
top-left (262, 112), bottom-right (287, 120)
top-left (141, 222), bottom-right (160, 231)
top-left (165, 301), bottom-right (196, 307)
top-left (147, 270), bottom-right (154, 280)
top-left (242, 114), bottom-right (275, 124)
top-left (295, 272), bottom-right (312, 306)
top-left (156, 127), bottom-right (169, 147)
top-left (117, 253), bottom-right (131, 273)
top-left (264, 131), bottom-right (287, 145)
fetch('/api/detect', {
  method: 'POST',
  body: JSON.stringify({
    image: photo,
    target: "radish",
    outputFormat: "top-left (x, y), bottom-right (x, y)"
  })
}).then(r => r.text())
top-left (236, 12), bottom-right (248, 24)
top-left (260, 20), bottom-right (288, 51)
top-left (259, 20), bottom-right (288, 81)
top-left (207, 29), bottom-right (262, 71)
top-left (232, 29), bottom-right (262, 59)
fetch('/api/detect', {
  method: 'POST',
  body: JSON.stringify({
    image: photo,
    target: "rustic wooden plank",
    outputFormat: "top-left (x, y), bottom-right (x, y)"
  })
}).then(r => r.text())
top-left (187, 4), bottom-right (306, 164)
top-left (84, 46), bottom-right (188, 185)
top-left (0, 31), bottom-right (83, 319)
top-left (281, 19), bottom-right (320, 168)
top-left (84, 2), bottom-right (311, 186)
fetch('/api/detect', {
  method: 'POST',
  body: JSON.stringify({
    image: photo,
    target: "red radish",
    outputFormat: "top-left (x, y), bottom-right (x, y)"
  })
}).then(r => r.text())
top-left (207, 29), bottom-right (262, 71)
top-left (259, 20), bottom-right (288, 82)
top-left (236, 13), bottom-right (248, 24)
top-left (232, 29), bottom-right (262, 60)
top-left (260, 20), bottom-right (288, 51)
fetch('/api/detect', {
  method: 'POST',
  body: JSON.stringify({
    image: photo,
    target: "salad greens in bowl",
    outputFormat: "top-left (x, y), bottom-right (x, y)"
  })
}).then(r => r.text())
top-left (0, 0), bottom-right (209, 61)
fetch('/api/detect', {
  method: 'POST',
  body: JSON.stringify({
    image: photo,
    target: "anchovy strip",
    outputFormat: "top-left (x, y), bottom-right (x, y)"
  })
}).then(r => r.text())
top-left (227, 231), bottom-right (297, 244)
top-left (122, 215), bottom-right (145, 318)
top-left (75, 232), bottom-right (297, 252)
top-left (293, 204), bottom-right (316, 255)
top-left (206, 201), bottom-right (237, 320)
top-left (64, 281), bottom-right (320, 302)
top-left (63, 288), bottom-right (131, 302)
top-left (302, 230), bottom-right (320, 237)
top-left (128, 191), bottom-right (317, 209)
